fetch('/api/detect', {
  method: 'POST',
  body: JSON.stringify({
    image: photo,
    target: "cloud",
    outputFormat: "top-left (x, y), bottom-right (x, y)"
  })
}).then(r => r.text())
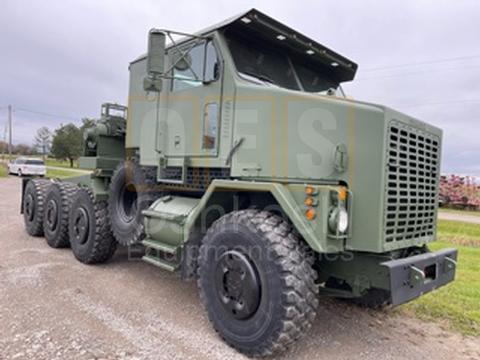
top-left (0, 0), bottom-right (479, 175)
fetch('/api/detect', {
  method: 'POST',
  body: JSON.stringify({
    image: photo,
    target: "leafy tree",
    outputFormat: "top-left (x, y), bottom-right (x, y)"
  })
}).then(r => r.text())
top-left (81, 117), bottom-right (96, 132)
top-left (34, 126), bottom-right (52, 160)
top-left (0, 140), bottom-right (7, 155)
top-left (51, 123), bottom-right (82, 167)
top-left (14, 143), bottom-right (36, 155)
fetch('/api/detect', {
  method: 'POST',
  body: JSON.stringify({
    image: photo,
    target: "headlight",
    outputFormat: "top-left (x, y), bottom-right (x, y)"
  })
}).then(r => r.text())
top-left (329, 207), bottom-right (349, 234)
top-left (337, 208), bottom-right (349, 233)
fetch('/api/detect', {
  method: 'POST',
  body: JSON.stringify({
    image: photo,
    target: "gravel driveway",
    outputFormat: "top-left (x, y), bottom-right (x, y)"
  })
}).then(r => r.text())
top-left (438, 211), bottom-right (480, 224)
top-left (0, 176), bottom-right (478, 360)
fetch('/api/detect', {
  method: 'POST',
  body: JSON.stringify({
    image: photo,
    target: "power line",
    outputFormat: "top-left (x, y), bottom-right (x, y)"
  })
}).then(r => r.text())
top-left (362, 54), bottom-right (480, 72)
top-left (15, 107), bottom-right (80, 122)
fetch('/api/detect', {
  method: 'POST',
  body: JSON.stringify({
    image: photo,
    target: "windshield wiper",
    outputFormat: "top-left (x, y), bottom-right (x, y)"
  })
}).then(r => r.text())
top-left (241, 71), bottom-right (275, 85)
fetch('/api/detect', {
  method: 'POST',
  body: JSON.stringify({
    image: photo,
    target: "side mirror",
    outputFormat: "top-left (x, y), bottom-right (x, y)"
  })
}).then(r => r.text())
top-left (172, 51), bottom-right (191, 71)
top-left (144, 29), bottom-right (166, 92)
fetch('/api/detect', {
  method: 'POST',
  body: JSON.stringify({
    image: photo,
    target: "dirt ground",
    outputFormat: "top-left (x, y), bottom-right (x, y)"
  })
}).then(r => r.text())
top-left (0, 176), bottom-right (479, 360)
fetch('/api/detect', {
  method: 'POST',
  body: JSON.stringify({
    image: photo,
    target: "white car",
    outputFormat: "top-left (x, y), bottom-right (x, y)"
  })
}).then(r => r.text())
top-left (8, 158), bottom-right (46, 177)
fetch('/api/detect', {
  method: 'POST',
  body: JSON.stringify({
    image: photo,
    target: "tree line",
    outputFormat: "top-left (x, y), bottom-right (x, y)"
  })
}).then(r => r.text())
top-left (1, 118), bottom-right (95, 167)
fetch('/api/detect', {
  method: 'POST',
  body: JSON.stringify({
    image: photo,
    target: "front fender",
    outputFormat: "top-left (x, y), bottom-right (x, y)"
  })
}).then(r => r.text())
top-left (185, 179), bottom-right (348, 253)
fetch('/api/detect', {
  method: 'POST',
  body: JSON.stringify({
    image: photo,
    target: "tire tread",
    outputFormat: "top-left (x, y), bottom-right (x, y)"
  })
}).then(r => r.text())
top-left (197, 209), bottom-right (319, 357)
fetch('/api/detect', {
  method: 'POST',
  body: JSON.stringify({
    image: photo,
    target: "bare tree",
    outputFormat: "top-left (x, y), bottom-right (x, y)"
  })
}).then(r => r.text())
top-left (34, 126), bottom-right (52, 161)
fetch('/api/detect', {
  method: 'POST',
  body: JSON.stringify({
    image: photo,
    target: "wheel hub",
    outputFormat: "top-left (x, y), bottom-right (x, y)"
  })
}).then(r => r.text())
top-left (45, 199), bottom-right (58, 231)
top-left (215, 250), bottom-right (261, 320)
top-left (72, 207), bottom-right (89, 245)
top-left (25, 194), bottom-right (35, 221)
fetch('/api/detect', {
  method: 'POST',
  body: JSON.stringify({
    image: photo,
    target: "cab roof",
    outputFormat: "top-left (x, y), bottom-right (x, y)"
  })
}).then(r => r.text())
top-left (132, 8), bottom-right (358, 82)
top-left (200, 8), bottom-right (358, 82)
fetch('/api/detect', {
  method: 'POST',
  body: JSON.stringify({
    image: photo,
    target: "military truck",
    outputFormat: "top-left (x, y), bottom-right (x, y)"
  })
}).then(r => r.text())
top-left (21, 9), bottom-right (457, 357)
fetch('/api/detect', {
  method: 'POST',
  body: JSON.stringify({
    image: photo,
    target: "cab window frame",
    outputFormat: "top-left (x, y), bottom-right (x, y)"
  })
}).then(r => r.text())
top-left (169, 37), bottom-right (221, 92)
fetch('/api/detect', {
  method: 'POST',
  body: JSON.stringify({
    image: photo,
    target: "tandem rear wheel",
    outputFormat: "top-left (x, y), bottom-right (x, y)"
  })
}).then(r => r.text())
top-left (68, 188), bottom-right (117, 264)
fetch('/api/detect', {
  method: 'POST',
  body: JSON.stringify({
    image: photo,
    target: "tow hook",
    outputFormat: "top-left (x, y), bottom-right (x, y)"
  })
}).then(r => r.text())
top-left (443, 257), bottom-right (457, 274)
top-left (409, 266), bottom-right (425, 288)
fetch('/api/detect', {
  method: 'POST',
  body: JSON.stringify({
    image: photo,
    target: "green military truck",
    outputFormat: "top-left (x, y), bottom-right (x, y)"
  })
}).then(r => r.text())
top-left (21, 9), bottom-right (457, 357)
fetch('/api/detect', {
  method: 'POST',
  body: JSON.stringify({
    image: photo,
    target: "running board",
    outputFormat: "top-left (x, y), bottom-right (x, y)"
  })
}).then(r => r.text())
top-left (142, 239), bottom-right (179, 254)
top-left (142, 254), bottom-right (179, 272)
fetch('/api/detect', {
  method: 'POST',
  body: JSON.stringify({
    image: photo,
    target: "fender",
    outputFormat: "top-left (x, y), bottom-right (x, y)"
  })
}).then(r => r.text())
top-left (184, 179), bottom-right (350, 253)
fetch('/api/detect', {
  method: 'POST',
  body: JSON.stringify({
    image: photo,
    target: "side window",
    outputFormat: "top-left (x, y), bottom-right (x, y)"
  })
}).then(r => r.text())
top-left (172, 43), bottom-right (204, 91)
top-left (204, 40), bottom-right (219, 83)
top-left (203, 103), bottom-right (219, 149)
top-left (171, 40), bottom-right (219, 91)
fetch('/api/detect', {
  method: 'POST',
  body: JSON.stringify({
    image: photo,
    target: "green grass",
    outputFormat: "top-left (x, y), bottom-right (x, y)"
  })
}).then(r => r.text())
top-left (45, 157), bottom-right (78, 168)
top-left (46, 168), bottom-right (82, 179)
top-left (402, 220), bottom-right (480, 336)
top-left (437, 220), bottom-right (480, 247)
top-left (0, 163), bottom-right (7, 177)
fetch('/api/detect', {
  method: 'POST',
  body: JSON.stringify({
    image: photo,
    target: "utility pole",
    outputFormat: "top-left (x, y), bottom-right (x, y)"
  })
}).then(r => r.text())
top-left (8, 105), bottom-right (12, 159)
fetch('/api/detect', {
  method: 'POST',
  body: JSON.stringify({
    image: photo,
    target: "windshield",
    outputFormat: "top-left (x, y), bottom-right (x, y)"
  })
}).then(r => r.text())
top-left (225, 32), bottom-right (340, 94)
top-left (26, 160), bottom-right (44, 165)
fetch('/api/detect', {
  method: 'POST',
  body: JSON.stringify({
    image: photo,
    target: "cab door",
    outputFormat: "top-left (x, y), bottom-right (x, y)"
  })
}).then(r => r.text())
top-left (161, 39), bottom-right (222, 160)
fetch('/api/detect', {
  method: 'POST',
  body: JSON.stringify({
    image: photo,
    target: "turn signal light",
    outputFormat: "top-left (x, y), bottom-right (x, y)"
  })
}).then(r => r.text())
top-left (305, 208), bottom-right (316, 220)
top-left (305, 186), bottom-right (316, 195)
top-left (338, 187), bottom-right (347, 202)
top-left (304, 197), bottom-right (314, 206)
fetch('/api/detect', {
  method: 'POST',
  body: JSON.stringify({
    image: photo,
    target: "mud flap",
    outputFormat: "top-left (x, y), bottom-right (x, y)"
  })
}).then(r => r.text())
top-left (382, 248), bottom-right (457, 306)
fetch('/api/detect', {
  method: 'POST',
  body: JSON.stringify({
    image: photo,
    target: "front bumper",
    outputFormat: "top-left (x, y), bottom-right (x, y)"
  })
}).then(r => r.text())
top-left (382, 248), bottom-right (457, 306)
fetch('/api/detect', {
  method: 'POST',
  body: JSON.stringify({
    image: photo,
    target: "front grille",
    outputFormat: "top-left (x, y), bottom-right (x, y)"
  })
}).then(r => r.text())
top-left (384, 120), bottom-right (441, 243)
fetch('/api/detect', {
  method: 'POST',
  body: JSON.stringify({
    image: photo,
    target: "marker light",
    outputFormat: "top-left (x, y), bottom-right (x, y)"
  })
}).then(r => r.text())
top-left (304, 197), bottom-right (314, 206)
top-left (306, 208), bottom-right (316, 221)
top-left (338, 187), bottom-right (347, 202)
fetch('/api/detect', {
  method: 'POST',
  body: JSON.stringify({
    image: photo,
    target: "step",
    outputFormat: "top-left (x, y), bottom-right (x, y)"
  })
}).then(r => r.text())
top-left (141, 239), bottom-right (179, 254)
top-left (142, 254), bottom-right (179, 272)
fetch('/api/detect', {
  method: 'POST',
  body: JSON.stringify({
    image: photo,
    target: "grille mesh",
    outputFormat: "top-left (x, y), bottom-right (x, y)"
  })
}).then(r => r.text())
top-left (384, 121), bottom-right (441, 243)
top-left (161, 167), bottom-right (230, 191)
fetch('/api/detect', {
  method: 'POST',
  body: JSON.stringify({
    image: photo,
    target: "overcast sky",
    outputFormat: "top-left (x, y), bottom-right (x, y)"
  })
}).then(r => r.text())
top-left (1, 0), bottom-right (479, 176)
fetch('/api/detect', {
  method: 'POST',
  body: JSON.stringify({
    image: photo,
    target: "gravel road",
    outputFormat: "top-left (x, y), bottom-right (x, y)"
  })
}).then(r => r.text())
top-left (0, 176), bottom-right (479, 360)
top-left (438, 211), bottom-right (480, 224)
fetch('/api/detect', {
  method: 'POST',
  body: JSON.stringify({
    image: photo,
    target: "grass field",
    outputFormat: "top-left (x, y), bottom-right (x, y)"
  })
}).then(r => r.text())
top-left (46, 168), bottom-right (85, 179)
top-left (402, 220), bottom-right (480, 336)
top-left (45, 158), bottom-right (79, 168)
top-left (0, 163), bottom-right (7, 177)
top-left (437, 220), bottom-right (480, 247)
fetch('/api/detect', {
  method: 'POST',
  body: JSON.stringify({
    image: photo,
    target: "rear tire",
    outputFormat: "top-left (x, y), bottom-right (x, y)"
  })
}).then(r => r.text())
top-left (23, 178), bottom-right (51, 236)
top-left (43, 182), bottom-right (78, 248)
top-left (69, 188), bottom-right (117, 264)
top-left (197, 210), bottom-right (319, 357)
top-left (108, 161), bottom-right (158, 245)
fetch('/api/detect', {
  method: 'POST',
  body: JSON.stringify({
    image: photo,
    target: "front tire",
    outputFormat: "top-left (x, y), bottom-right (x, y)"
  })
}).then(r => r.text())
top-left (69, 188), bottom-right (117, 264)
top-left (197, 210), bottom-right (319, 357)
